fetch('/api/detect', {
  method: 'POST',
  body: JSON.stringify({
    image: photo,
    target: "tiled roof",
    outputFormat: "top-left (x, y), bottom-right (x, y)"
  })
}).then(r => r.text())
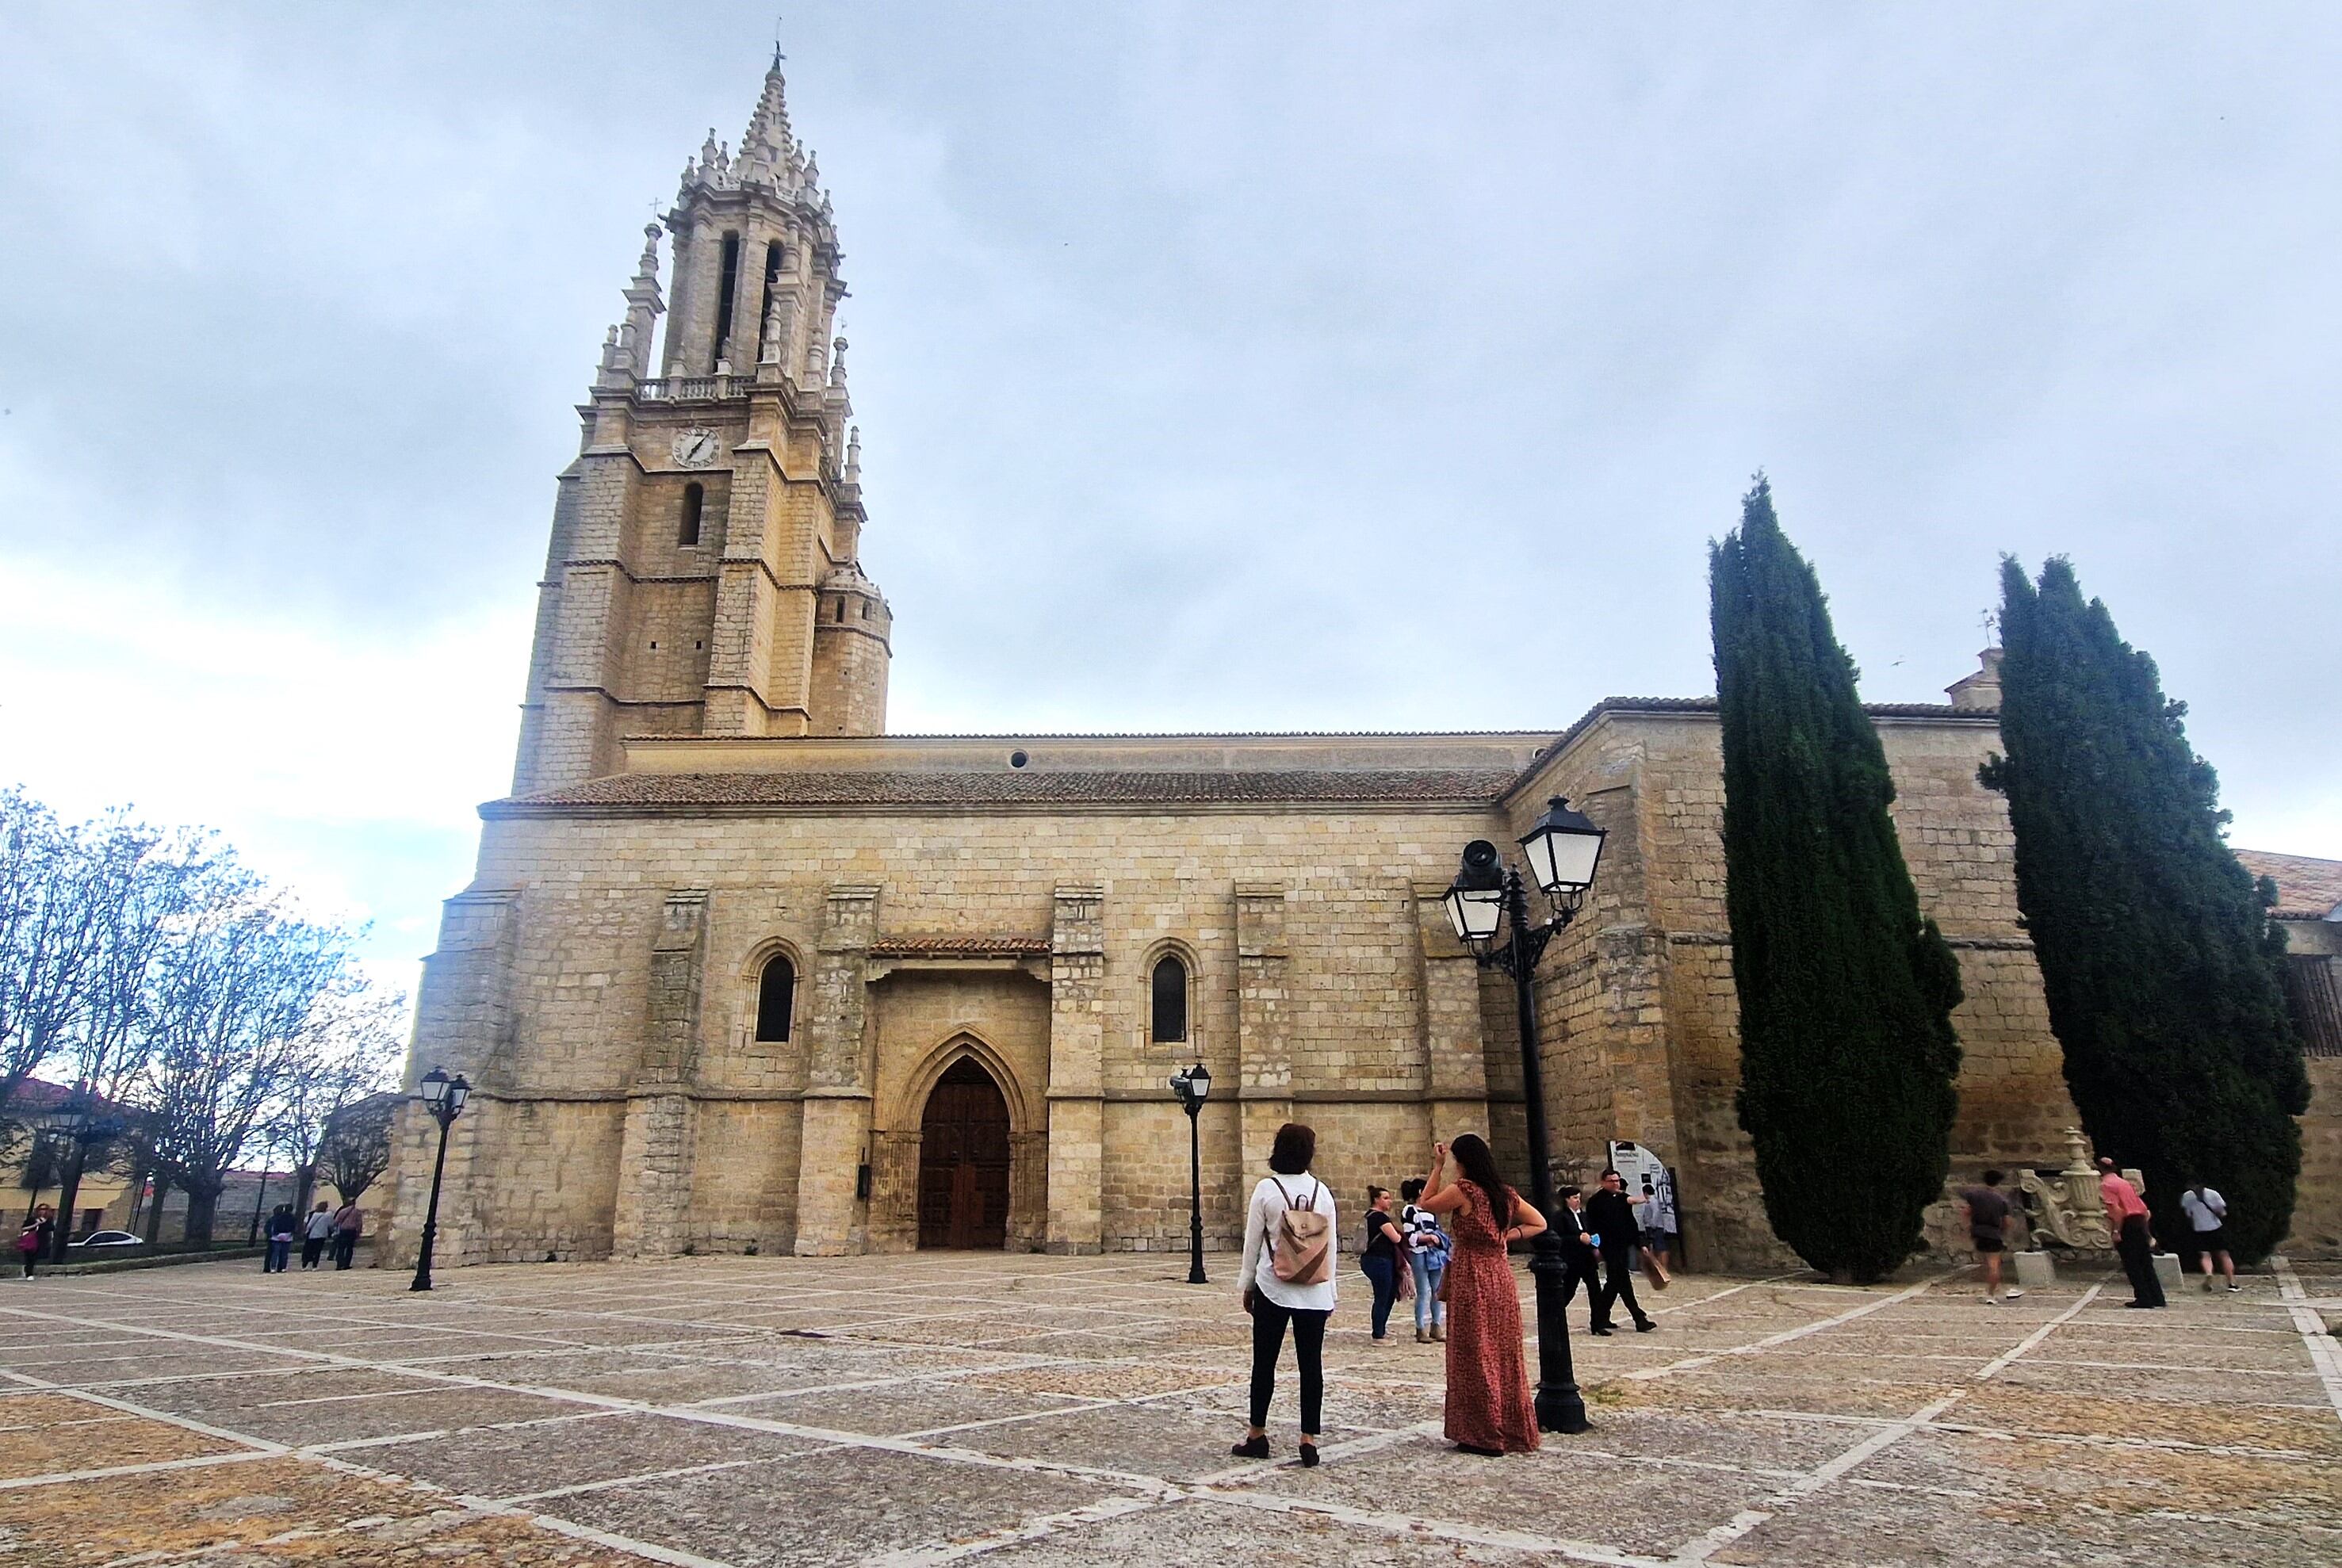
top-left (868, 934), bottom-right (1051, 958)
top-left (1502, 696), bottom-right (1997, 802)
top-left (2, 1078), bottom-right (136, 1118)
top-left (2235, 849), bottom-right (2342, 920)
top-left (495, 767), bottom-right (1522, 815)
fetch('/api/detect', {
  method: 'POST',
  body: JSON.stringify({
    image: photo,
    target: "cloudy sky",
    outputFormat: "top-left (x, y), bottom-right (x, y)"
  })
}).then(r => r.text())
top-left (2, 3), bottom-right (2336, 996)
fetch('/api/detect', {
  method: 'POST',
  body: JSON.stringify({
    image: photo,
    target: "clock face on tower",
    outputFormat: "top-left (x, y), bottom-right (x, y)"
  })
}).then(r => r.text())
top-left (672, 429), bottom-right (721, 468)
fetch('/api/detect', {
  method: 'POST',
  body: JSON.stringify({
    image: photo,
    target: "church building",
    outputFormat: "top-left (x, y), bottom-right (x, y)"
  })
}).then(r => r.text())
top-left (380, 57), bottom-right (2339, 1273)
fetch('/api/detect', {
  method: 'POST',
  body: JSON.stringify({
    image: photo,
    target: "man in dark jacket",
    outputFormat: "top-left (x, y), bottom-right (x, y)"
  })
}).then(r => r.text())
top-left (1585, 1169), bottom-right (1655, 1335)
top-left (1555, 1189), bottom-right (1604, 1324)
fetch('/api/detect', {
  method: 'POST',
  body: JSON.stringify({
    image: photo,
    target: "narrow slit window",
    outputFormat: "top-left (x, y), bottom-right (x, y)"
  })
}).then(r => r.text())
top-left (1150, 954), bottom-right (1188, 1044)
top-left (710, 231), bottom-right (742, 370)
top-left (679, 481), bottom-right (704, 545)
top-left (755, 954), bottom-right (795, 1042)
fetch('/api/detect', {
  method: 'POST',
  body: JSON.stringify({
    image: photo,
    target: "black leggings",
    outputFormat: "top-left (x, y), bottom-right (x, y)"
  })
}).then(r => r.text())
top-left (1248, 1297), bottom-right (1329, 1436)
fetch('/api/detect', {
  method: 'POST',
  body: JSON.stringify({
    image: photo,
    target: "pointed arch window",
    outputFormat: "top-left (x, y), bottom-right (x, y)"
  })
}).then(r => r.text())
top-left (679, 481), bottom-right (704, 546)
top-left (1150, 954), bottom-right (1188, 1044)
top-left (755, 953), bottom-right (795, 1042)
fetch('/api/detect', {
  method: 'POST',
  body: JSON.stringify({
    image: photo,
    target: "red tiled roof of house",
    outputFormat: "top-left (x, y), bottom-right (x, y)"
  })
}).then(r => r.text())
top-left (2235, 849), bottom-right (2342, 920)
top-left (2, 1078), bottom-right (135, 1118)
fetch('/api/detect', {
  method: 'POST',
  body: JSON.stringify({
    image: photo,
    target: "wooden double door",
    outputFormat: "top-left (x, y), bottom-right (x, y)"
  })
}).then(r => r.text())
top-left (917, 1059), bottom-right (1011, 1249)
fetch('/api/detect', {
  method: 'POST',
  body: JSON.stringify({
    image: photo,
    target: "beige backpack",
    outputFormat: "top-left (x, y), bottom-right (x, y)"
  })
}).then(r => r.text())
top-left (1268, 1178), bottom-right (1331, 1286)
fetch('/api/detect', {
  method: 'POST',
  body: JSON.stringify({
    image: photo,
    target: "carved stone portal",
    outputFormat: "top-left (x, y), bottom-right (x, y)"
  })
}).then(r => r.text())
top-left (2016, 1126), bottom-right (2144, 1252)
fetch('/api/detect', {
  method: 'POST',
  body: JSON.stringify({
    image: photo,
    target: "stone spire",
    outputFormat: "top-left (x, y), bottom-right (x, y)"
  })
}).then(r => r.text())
top-left (844, 425), bottom-right (862, 484)
top-left (735, 52), bottom-right (796, 185)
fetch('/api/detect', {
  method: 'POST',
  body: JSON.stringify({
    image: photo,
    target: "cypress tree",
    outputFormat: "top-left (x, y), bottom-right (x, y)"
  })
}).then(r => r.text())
top-left (1984, 557), bottom-right (2308, 1264)
top-left (1711, 479), bottom-right (1965, 1283)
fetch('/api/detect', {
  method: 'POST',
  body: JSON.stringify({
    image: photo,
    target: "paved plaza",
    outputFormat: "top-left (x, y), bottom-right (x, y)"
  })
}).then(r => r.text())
top-left (2, 1253), bottom-right (2339, 1566)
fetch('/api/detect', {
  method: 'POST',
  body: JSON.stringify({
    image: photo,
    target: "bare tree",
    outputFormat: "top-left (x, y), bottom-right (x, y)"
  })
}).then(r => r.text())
top-left (270, 986), bottom-right (405, 1214)
top-left (317, 1092), bottom-right (398, 1207)
top-left (44, 817), bottom-right (206, 1256)
top-left (139, 862), bottom-right (362, 1244)
top-left (0, 791), bottom-right (106, 1128)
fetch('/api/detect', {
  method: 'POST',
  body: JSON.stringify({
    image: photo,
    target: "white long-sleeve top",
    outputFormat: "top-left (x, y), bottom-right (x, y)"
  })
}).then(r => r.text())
top-left (1238, 1172), bottom-right (1338, 1312)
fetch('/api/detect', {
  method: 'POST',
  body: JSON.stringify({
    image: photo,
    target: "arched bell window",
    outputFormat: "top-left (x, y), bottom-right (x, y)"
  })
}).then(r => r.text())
top-left (755, 953), bottom-right (795, 1042)
top-left (1150, 954), bottom-right (1188, 1044)
top-left (679, 482), bottom-right (704, 546)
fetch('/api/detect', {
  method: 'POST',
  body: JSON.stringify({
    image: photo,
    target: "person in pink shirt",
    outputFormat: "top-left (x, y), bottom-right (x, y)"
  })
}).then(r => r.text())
top-left (2098, 1157), bottom-right (2164, 1309)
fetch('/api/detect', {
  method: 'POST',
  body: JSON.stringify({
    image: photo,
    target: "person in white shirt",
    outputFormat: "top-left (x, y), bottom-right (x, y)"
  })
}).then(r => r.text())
top-left (299, 1203), bottom-right (335, 1270)
top-left (1231, 1122), bottom-right (1336, 1468)
top-left (2180, 1184), bottom-right (2239, 1292)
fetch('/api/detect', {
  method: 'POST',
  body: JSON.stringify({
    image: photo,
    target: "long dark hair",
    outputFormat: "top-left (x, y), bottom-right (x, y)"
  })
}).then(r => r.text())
top-left (1448, 1134), bottom-right (1514, 1217)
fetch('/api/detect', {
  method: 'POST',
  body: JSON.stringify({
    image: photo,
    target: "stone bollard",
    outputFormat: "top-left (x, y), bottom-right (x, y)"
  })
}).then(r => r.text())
top-left (2013, 1250), bottom-right (2057, 1290)
top-left (2152, 1252), bottom-right (2184, 1295)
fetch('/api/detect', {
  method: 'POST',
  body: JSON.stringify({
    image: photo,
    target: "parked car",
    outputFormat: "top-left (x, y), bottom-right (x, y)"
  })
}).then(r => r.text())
top-left (67, 1230), bottom-right (144, 1250)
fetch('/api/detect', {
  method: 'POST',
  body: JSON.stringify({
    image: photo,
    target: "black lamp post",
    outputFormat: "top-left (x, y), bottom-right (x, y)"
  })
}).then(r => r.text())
top-left (1168, 1061), bottom-right (1211, 1284)
top-left (408, 1066), bottom-right (470, 1293)
top-left (1442, 795), bottom-right (1606, 1435)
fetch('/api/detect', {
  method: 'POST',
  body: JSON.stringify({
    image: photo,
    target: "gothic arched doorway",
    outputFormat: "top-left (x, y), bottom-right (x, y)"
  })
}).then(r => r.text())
top-left (917, 1058), bottom-right (1011, 1249)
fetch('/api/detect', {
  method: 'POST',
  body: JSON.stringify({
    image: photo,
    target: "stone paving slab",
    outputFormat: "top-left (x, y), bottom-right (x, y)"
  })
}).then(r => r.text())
top-left (1, 1254), bottom-right (2336, 1566)
top-left (555, 1444), bottom-right (1124, 1567)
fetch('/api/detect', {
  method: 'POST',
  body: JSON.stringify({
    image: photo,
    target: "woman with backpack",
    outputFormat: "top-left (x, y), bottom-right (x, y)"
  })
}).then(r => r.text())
top-left (1399, 1178), bottom-right (1450, 1344)
top-left (1414, 1134), bottom-right (1547, 1455)
top-left (1232, 1121), bottom-right (1336, 1467)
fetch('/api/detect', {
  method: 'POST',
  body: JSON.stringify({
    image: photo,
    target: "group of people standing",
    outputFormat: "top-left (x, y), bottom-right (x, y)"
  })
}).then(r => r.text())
top-left (1234, 1122), bottom-right (1670, 1463)
top-left (1958, 1158), bottom-right (2245, 1310)
top-left (262, 1200), bottom-right (363, 1272)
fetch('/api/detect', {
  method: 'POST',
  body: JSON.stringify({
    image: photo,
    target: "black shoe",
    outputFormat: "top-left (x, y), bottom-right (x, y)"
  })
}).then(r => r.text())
top-left (1297, 1442), bottom-right (1320, 1468)
top-left (1634, 1319), bottom-right (1657, 1333)
top-left (2123, 1301), bottom-right (2162, 1310)
top-left (1452, 1442), bottom-right (1504, 1456)
top-left (1230, 1436), bottom-right (1271, 1459)
top-left (1590, 1325), bottom-right (1615, 1336)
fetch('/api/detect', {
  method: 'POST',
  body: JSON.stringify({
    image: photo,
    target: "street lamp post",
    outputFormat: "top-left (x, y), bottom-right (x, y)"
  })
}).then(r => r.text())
top-left (1441, 796), bottom-right (1606, 1436)
top-left (408, 1067), bottom-right (471, 1293)
top-left (1168, 1062), bottom-right (1211, 1284)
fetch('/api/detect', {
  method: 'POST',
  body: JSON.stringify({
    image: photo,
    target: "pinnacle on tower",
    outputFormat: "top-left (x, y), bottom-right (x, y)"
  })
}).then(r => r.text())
top-left (617, 222), bottom-right (664, 375)
top-left (736, 52), bottom-right (796, 184)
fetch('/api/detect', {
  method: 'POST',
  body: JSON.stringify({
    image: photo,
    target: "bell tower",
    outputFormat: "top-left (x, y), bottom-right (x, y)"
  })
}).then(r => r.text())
top-left (511, 50), bottom-right (891, 794)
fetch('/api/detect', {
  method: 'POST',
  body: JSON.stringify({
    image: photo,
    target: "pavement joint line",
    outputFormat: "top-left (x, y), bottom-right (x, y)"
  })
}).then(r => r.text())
top-left (0, 1362), bottom-right (288, 1456)
top-left (2, 1366), bottom-right (794, 1568)
top-left (249, 1383), bottom-right (464, 1410)
top-left (27, 1258), bottom-right (2330, 1568)
top-left (2271, 1256), bottom-right (2342, 1427)
top-left (0, 1447), bottom-right (283, 1490)
top-left (492, 1448), bottom-right (848, 1505)
top-left (0, 1298), bottom-right (1205, 1505)
top-left (863, 1493), bottom-right (1169, 1566)
top-left (1621, 1272), bottom-right (1951, 1382)
top-left (1647, 1271), bottom-right (1808, 1317)
top-left (1663, 1284), bottom-right (2104, 1566)
top-left (1202, 1482), bottom-right (1678, 1568)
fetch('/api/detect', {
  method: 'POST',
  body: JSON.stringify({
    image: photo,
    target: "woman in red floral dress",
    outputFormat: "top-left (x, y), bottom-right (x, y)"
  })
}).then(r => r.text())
top-left (1415, 1134), bottom-right (1547, 1455)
